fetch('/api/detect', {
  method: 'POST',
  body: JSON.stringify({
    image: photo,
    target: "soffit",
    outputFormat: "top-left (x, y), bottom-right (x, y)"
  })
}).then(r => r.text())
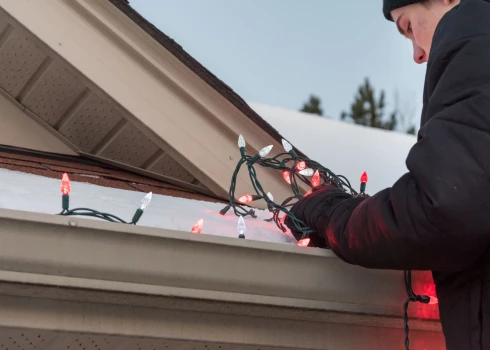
top-left (0, 13), bottom-right (209, 195)
top-left (0, 328), bottom-right (291, 350)
top-left (0, 323), bottom-right (444, 350)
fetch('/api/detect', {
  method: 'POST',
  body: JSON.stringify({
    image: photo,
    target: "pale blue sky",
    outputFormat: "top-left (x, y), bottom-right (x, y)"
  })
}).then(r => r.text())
top-left (132, 0), bottom-right (427, 129)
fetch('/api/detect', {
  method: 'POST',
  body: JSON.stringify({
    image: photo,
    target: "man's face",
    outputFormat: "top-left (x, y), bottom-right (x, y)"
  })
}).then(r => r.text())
top-left (391, 0), bottom-right (460, 64)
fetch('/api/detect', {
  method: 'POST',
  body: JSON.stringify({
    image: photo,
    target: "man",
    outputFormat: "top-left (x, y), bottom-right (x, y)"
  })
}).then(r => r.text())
top-left (285, 0), bottom-right (490, 348)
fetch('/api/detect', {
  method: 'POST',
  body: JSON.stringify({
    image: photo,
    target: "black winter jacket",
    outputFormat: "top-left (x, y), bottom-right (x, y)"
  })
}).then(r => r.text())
top-left (296, 0), bottom-right (490, 348)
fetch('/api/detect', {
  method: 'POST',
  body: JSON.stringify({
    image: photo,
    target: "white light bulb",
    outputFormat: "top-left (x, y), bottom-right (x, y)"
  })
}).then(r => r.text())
top-left (282, 139), bottom-right (293, 152)
top-left (237, 216), bottom-right (246, 236)
top-left (140, 192), bottom-right (152, 210)
top-left (238, 135), bottom-right (246, 148)
top-left (259, 145), bottom-right (273, 157)
top-left (267, 192), bottom-right (274, 201)
top-left (299, 168), bottom-right (315, 176)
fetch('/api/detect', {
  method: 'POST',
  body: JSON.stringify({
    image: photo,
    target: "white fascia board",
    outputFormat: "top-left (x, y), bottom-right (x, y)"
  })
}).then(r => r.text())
top-left (0, 209), bottom-right (441, 329)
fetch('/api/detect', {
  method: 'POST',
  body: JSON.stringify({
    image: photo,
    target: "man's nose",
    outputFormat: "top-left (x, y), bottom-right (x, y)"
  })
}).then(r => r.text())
top-left (413, 42), bottom-right (427, 64)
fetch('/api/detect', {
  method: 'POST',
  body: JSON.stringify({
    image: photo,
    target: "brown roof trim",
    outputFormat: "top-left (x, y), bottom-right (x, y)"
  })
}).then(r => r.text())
top-left (0, 145), bottom-right (225, 203)
top-left (107, 0), bottom-right (303, 156)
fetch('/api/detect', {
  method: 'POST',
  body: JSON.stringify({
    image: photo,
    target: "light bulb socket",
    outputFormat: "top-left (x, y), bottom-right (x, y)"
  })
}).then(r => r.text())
top-left (131, 208), bottom-right (144, 224)
top-left (239, 147), bottom-right (246, 158)
top-left (219, 204), bottom-right (231, 216)
top-left (289, 150), bottom-right (298, 158)
top-left (252, 195), bottom-right (262, 202)
top-left (220, 205), bottom-right (231, 216)
top-left (238, 234), bottom-right (245, 239)
top-left (249, 153), bottom-right (260, 164)
top-left (360, 182), bottom-right (366, 193)
top-left (62, 195), bottom-right (69, 210)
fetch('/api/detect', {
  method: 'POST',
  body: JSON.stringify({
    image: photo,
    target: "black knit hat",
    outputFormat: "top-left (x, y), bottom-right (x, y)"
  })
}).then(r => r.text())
top-left (383, 0), bottom-right (424, 21)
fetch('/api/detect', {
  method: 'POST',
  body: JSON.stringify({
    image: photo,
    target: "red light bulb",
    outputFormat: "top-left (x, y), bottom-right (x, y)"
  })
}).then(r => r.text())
top-left (360, 171), bottom-right (368, 184)
top-left (304, 189), bottom-right (313, 197)
top-left (296, 161), bottom-right (306, 171)
top-left (282, 170), bottom-right (291, 184)
top-left (191, 219), bottom-right (204, 234)
top-left (429, 296), bottom-right (439, 305)
top-left (61, 173), bottom-right (71, 195)
top-left (312, 170), bottom-right (321, 188)
top-left (297, 238), bottom-right (310, 247)
top-left (239, 195), bottom-right (254, 204)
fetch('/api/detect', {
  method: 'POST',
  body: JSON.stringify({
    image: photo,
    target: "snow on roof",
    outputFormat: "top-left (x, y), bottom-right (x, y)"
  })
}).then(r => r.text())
top-left (2, 104), bottom-right (417, 245)
top-left (0, 168), bottom-right (296, 245)
top-left (250, 103), bottom-right (417, 193)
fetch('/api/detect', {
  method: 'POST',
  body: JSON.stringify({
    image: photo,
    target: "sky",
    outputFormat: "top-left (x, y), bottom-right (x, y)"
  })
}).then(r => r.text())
top-left (132, 0), bottom-right (427, 130)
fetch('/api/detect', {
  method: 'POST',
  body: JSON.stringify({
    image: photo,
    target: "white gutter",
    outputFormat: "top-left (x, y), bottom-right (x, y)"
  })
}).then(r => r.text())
top-left (0, 209), bottom-right (442, 349)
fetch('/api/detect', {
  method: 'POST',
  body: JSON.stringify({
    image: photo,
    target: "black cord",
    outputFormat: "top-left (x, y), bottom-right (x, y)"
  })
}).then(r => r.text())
top-left (403, 270), bottom-right (433, 350)
top-left (58, 192), bottom-right (146, 225)
top-left (404, 270), bottom-right (416, 350)
top-left (403, 295), bottom-right (417, 350)
top-left (60, 208), bottom-right (134, 224)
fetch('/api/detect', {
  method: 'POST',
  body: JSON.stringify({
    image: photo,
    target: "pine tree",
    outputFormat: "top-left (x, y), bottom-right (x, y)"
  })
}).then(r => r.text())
top-left (392, 89), bottom-right (417, 135)
top-left (341, 78), bottom-right (396, 131)
top-left (300, 95), bottom-right (323, 116)
top-left (406, 126), bottom-right (416, 135)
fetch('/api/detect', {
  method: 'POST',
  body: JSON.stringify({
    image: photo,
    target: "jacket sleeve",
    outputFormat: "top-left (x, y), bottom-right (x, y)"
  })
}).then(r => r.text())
top-left (326, 35), bottom-right (490, 272)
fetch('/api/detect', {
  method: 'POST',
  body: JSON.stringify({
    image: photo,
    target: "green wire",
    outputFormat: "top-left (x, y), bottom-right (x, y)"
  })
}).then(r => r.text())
top-left (221, 147), bottom-right (364, 240)
top-left (59, 207), bottom-right (138, 224)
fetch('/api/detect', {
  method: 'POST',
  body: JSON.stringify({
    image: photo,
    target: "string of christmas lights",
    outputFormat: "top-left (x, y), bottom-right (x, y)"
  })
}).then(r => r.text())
top-left (220, 135), bottom-right (365, 246)
top-left (221, 135), bottom-right (437, 350)
top-left (57, 173), bottom-right (248, 239)
top-left (58, 173), bottom-right (151, 224)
